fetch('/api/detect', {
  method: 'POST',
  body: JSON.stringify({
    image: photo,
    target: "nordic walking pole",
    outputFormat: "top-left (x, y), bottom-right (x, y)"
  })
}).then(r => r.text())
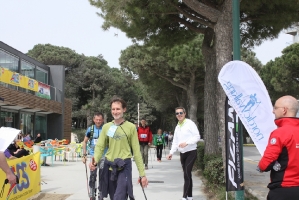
top-left (149, 147), bottom-right (153, 168)
top-left (139, 177), bottom-right (148, 200)
top-left (84, 162), bottom-right (90, 198)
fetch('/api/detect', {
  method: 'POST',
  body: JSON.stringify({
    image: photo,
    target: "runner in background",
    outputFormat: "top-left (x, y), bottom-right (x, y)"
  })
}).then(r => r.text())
top-left (154, 129), bottom-right (165, 162)
top-left (137, 118), bottom-right (153, 170)
top-left (82, 112), bottom-right (105, 199)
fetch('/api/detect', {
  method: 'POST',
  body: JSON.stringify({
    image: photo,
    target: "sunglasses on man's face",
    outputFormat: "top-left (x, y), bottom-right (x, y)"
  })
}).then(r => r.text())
top-left (175, 112), bottom-right (184, 116)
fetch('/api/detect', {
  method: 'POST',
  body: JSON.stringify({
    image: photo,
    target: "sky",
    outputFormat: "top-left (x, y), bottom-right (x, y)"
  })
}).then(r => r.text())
top-left (0, 0), bottom-right (295, 68)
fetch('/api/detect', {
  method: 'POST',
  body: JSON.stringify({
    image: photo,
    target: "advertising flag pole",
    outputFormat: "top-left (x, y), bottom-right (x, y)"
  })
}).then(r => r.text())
top-left (233, 0), bottom-right (244, 199)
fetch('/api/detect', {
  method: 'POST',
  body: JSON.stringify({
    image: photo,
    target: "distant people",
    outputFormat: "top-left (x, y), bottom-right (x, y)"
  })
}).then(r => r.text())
top-left (23, 133), bottom-right (31, 142)
top-left (167, 107), bottom-right (200, 200)
top-left (0, 152), bottom-right (17, 185)
top-left (82, 112), bottom-right (105, 199)
top-left (164, 131), bottom-right (169, 146)
top-left (258, 95), bottom-right (299, 199)
top-left (7, 141), bottom-right (29, 158)
top-left (34, 133), bottom-right (42, 143)
top-left (168, 132), bottom-right (173, 148)
top-left (137, 118), bottom-right (153, 170)
top-left (17, 132), bottom-right (23, 141)
top-left (153, 129), bottom-right (165, 162)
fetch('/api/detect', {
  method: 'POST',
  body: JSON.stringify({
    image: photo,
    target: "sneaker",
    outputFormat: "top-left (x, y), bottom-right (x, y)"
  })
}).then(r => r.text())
top-left (187, 197), bottom-right (193, 200)
top-left (181, 198), bottom-right (187, 200)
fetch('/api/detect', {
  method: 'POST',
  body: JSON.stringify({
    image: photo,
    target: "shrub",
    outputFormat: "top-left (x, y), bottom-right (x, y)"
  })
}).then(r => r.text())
top-left (72, 129), bottom-right (86, 142)
top-left (194, 142), bottom-right (205, 170)
top-left (203, 156), bottom-right (225, 185)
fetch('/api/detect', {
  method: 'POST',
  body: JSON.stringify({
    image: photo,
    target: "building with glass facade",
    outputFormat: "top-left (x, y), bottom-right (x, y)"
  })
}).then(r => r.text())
top-left (0, 41), bottom-right (72, 141)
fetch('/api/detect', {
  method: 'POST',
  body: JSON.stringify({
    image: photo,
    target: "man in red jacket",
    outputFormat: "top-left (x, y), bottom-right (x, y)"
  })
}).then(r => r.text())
top-left (258, 95), bottom-right (299, 200)
top-left (137, 118), bottom-right (153, 169)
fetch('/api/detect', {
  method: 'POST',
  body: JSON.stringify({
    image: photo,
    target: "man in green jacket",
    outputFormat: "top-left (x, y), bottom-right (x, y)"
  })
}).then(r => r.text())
top-left (90, 96), bottom-right (148, 200)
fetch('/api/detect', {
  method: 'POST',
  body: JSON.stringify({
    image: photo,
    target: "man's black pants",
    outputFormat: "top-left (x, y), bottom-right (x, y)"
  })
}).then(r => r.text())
top-left (180, 149), bottom-right (197, 198)
top-left (267, 186), bottom-right (299, 200)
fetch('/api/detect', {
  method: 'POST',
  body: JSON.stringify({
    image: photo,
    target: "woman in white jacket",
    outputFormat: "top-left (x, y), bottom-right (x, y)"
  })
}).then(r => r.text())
top-left (167, 107), bottom-right (200, 200)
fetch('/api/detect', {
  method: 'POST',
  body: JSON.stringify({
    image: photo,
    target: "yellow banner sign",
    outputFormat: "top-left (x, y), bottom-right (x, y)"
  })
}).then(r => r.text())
top-left (0, 67), bottom-right (38, 92)
top-left (0, 153), bottom-right (41, 200)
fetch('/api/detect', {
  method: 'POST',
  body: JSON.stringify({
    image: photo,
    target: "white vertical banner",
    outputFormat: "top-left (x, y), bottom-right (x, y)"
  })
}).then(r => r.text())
top-left (218, 61), bottom-right (276, 155)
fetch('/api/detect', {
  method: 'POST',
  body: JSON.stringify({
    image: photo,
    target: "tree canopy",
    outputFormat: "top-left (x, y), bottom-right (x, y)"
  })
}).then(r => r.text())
top-left (260, 43), bottom-right (299, 101)
top-left (120, 35), bottom-right (205, 123)
top-left (89, 0), bottom-right (299, 47)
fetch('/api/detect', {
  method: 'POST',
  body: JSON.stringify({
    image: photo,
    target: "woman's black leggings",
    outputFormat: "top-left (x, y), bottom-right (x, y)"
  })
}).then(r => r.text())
top-left (180, 149), bottom-right (197, 198)
top-left (156, 145), bottom-right (163, 160)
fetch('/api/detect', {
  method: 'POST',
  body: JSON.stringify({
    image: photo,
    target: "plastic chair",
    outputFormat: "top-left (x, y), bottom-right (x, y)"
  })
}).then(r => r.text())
top-left (40, 147), bottom-right (54, 165)
top-left (64, 144), bottom-right (78, 162)
top-left (54, 148), bottom-right (65, 164)
top-left (16, 141), bottom-right (25, 149)
top-left (75, 143), bottom-right (83, 158)
top-left (24, 141), bottom-right (33, 148)
top-left (62, 139), bottom-right (70, 145)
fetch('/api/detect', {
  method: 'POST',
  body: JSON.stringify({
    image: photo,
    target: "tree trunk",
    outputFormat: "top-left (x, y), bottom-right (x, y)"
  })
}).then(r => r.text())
top-left (104, 112), bottom-right (108, 124)
top-left (187, 73), bottom-right (198, 123)
top-left (86, 109), bottom-right (92, 127)
top-left (214, 0), bottom-right (233, 172)
top-left (202, 28), bottom-right (220, 155)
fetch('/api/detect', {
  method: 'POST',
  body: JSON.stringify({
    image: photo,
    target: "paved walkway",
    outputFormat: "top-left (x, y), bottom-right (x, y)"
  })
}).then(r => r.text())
top-left (243, 146), bottom-right (269, 200)
top-left (38, 148), bottom-right (207, 200)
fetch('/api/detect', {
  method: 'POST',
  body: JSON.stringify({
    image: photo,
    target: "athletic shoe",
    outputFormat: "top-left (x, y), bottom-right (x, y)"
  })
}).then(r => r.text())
top-left (187, 197), bottom-right (193, 200)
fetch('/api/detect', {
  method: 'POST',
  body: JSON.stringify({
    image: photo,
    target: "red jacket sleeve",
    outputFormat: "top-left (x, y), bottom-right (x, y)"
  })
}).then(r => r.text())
top-left (258, 130), bottom-right (284, 171)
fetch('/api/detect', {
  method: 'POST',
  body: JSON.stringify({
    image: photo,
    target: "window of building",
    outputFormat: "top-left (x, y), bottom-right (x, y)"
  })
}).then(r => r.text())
top-left (35, 115), bottom-right (47, 140)
top-left (0, 49), bottom-right (19, 72)
top-left (0, 110), bottom-right (18, 128)
top-left (36, 67), bottom-right (48, 84)
top-left (21, 60), bottom-right (35, 78)
top-left (20, 113), bottom-right (34, 137)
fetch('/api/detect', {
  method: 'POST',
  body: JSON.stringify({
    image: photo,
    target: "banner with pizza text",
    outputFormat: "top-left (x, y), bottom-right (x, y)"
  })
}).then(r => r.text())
top-left (225, 98), bottom-right (244, 191)
top-left (0, 152), bottom-right (41, 200)
top-left (218, 61), bottom-right (276, 155)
